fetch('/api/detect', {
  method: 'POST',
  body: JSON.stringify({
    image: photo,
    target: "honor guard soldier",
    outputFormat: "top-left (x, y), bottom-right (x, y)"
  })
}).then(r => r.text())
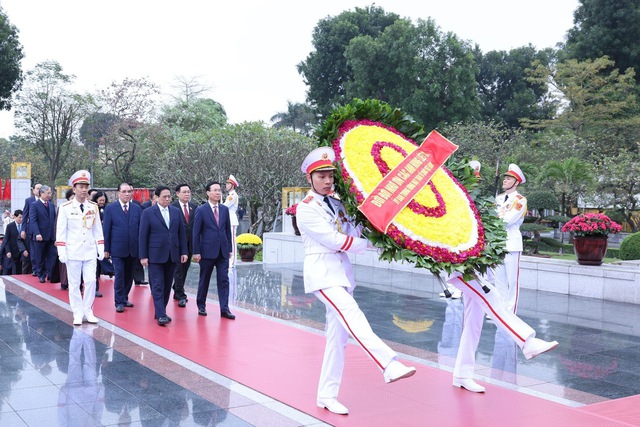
top-left (56, 170), bottom-right (105, 325)
top-left (223, 175), bottom-right (240, 267)
top-left (296, 147), bottom-right (416, 416)
top-left (493, 163), bottom-right (527, 313)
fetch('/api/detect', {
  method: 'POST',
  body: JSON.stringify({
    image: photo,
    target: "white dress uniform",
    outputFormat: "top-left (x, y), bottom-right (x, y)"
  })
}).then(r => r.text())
top-left (493, 190), bottom-right (527, 312)
top-left (56, 172), bottom-right (105, 325)
top-left (297, 148), bottom-right (415, 414)
top-left (223, 175), bottom-right (240, 267)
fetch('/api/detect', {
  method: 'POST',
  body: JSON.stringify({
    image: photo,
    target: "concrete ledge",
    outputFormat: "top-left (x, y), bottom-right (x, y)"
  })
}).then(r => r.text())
top-left (264, 232), bottom-right (640, 303)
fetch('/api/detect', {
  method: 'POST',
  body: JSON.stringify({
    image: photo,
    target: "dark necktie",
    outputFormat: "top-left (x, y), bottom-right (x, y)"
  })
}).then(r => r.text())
top-left (183, 204), bottom-right (189, 223)
top-left (213, 205), bottom-right (219, 224)
top-left (44, 201), bottom-right (49, 209)
top-left (324, 196), bottom-right (335, 214)
top-left (504, 195), bottom-right (509, 203)
top-left (123, 204), bottom-right (128, 214)
top-left (80, 203), bottom-right (84, 212)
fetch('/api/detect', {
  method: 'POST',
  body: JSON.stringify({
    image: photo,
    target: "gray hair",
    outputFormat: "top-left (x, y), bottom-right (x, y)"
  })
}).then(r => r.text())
top-left (39, 185), bottom-right (51, 195)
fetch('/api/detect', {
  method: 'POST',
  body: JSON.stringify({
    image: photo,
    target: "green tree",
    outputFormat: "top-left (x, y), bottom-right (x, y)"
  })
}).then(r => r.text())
top-left (345, 18), bottom-right (480, 129)
top-left (593, 150), bottom-right (640, 232)
top-left (537, 158), bottom-right (594, 216)
top-left (0, 7), bottom-right (24, 110)
top-left (476, 45), bottom-right (555, 128)
top-left (297, 5), bottom-right (400, 118)
top-left (525, 56), bottom-right (639, 155)
top-left (270, 101), bottom-right (316, 135)
top-left (565, 0), bottom-right (640, 83)
top-left (13, 61), bottom-right (92, 188)
top-left (160, 98), bottom-right (227, 133)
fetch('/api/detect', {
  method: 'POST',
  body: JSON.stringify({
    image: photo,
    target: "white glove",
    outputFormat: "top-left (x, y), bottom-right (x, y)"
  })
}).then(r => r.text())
top-left (97, 243), bottom-right (105, 261)
top-left (58, 252), bottom-right (67, 264)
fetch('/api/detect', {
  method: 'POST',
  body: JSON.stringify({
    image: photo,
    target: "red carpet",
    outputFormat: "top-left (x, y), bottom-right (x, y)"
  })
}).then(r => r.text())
top-left (13, 274), bottom-right (636, 426)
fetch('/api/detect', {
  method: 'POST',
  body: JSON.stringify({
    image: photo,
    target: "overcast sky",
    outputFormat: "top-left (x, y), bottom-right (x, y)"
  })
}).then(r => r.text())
top-left (0, 0), bottom-right (579, 138)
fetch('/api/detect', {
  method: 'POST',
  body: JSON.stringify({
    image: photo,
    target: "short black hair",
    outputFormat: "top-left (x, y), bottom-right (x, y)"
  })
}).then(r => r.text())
top-left (175, 183), bottom-right (191, 193)
top-left (155, 186), bottom-right (171, 197)
top-left (205, 181), bottom-right (222, 192)
top-left (92, 191), bottom-right (108, 204)
top-left (117, 182), bottom-right (131, 192)
top-left (64, 188), bottom-right (74, 200)
top-left (14, 209), bottom-right (22, 216)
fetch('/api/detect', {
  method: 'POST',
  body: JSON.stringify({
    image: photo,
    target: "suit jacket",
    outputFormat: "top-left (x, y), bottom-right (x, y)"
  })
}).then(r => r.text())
top-left (139, 204), bottom-right (187, 263)
top-left (192, 203), bottom-right (232, 260)
top-left (22, 195), bottom-right (37, 236)
top-left (103, 201), bottom-right (142, 258)
top-left (172, 200), bottom-right (197, 253)
top-left (29, 200), bottom-right (56, 242)
top-left (140, 200), bottom-right (152, 210)
top-left (0, 221), bottom-right (25, 259)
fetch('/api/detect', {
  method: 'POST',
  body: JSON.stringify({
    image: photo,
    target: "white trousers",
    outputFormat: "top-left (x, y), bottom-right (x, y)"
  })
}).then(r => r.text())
top-left (67, 259), bottom-right (97, 319)
top-left (493, 251), bottom-right (521, 313)
top-left (230, 226), bottom-right (237, 268)
top-left (447, 274), bottom-right (535, 379)
top-left (314, 286), bottom-right (397, 399)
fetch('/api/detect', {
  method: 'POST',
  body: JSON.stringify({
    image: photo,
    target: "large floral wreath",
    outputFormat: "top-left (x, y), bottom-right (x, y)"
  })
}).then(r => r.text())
top-left (315, 99), bottom-right (507, 277)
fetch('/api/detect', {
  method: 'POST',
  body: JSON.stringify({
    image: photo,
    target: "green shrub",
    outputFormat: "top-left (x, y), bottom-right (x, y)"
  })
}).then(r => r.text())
top-left (620, 232), bottom-right (640, 260)
top-left (606, 248), bottom-right (620, 259)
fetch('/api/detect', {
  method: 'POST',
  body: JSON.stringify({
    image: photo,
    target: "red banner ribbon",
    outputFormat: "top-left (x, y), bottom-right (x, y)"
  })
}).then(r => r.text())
top-left (358, 130), bottom-right (458, 233)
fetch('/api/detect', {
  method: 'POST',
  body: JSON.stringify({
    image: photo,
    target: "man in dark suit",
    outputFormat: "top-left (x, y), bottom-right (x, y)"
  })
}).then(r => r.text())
top-left (21, 182), bottom-right (42, 275)
top-left (134, 190), bottom-right (157, 285)
top-left (0, 210), bottom-right (27, 275)
top-left (139, 186), bottom-right (188, 326)
top-left (171, 183), bottom-right (197, 307)
top-left (193, 181), bottom-right (235, 319)
top-left (29, 185), bottom-right (57, 283)
top-left (103, 183), bottom-right (142, 313)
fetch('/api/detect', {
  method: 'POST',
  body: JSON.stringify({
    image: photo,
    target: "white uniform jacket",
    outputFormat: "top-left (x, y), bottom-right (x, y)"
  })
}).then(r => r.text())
top-left (223, 189), bottom-right (239, 227)
top-left (296, 191), bottom-right (368, 293)
top-left (56, 200), bottom-right (105, 261)
top-left (495, 191), bottom-right (527, 252)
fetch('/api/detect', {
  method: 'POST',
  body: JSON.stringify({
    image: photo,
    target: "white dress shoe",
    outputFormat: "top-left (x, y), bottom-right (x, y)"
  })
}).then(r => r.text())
top-left (317, 398), bottom-right (349, 415)
top-left (453, 377), bottom-right (485, 393)
top-left (73, 316), bottom-right (83, 326)
top-left (383, 360), bottom-right (416, 383)
top-left (85, 314), bottom-right (99, 324)
top-left (523, 337), bottom-right (559, 360)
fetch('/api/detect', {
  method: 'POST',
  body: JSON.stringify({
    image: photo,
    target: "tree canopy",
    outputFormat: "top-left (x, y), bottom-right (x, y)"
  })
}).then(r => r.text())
top-left (565, 0), bottom-right (640, 83)
top-left (0, 7), bottom-right (24, 110)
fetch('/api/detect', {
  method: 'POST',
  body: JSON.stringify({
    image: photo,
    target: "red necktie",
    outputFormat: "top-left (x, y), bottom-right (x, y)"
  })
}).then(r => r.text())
top-left (183, 204), bottom-right (189, 223)
top-left (44, 201), bottom-right (49, 208)
top-left (213, 205), bottom-right (219, 224)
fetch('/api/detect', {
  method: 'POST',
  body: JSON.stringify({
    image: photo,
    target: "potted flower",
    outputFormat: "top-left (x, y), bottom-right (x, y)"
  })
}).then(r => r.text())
top-left (285, 203), bottom-right (301, 236)
top-left (236, 233), bottom-right (263, 262)
top-left (561, 213), bottom-right (622, 265)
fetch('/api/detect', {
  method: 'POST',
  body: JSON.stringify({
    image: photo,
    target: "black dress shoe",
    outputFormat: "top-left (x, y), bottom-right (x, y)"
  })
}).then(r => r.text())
top-left (125, 301), bottom-right (134, 307)
top-left (198, 308), bottom-right (207, 316)
top-left (157, 316), bottom-right (170, 326)
top-left (95, 292), bottom-right (103, 298)
top-left (39, 277), bottom-right (46, 283)
top-left (135, 281), bottom-right (148, 285)
top-left (221, 311), bottom-right (236, 320)
top-left (153, 315), bottom-right (172, 321)
top-left (61, 284), bottom-right (68, 290)
top-left (116, 305), bottom-right (125, 313)
top-left (32, 272), bottom-right (38, 276)
top-left (178, 299), bottom-right (187, 308)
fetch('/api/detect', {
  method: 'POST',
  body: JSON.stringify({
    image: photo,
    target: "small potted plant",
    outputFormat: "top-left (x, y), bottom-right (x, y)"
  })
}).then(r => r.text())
top-left (285, 203), bottom-right (301, 235)
top-left (236, 233), bottom-right (263, 262)
top-left (561, 213), bottom-right (622, 265)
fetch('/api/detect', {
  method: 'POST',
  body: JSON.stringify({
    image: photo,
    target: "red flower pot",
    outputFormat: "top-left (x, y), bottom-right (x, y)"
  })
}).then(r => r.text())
top-left (573, 235), bottom-right (608, 266)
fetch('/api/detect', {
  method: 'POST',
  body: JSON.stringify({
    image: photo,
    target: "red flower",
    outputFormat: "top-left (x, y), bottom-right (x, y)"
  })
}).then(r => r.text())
top-left (561, 213), bottom-right (622, 237)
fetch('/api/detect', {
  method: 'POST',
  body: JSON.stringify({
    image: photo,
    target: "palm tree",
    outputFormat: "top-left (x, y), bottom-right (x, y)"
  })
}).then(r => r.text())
top-left (537, 158), bottom-right (594, 216)
top-left (270, 101), bottom-right (317, 136)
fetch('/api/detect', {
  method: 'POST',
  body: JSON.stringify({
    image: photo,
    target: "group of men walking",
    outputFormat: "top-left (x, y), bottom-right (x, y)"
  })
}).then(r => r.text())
top-left (2, 171), bottom-right (241, 327)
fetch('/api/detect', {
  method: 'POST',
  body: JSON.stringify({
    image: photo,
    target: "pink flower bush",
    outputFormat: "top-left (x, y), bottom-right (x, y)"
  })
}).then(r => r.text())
top-left (285, 204), bottom-right (298, 216)
top-left (561, 213), bottom-right (622, 237)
